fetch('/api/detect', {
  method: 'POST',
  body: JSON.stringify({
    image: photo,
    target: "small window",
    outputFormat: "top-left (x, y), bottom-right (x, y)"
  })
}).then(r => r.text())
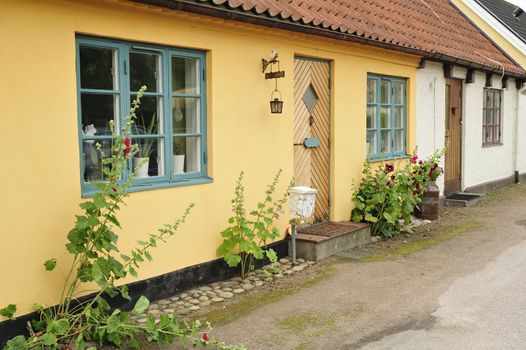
top-left (482, 88), bottom-right (502, 146)
top-left (76, 37), bottom-right (209, 195)
top-left (366, 75), bottom-right (407, 158)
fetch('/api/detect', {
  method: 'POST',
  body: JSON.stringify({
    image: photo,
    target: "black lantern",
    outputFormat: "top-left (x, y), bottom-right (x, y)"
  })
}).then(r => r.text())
top-left (262, 49), bottom-right (286, 115)
top-left (270, 89), bottom-right (283, 114)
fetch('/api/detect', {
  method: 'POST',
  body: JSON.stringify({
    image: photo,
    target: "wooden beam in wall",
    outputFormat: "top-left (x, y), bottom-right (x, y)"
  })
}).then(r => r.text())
top-left (502, 76), bottom-right (508, 89)
top-left (485, 72), bottom-right (493, 87)
top-left (466, 69), bottom-right (475, 84)
top-left (443, 64), bottom-right (452, 79)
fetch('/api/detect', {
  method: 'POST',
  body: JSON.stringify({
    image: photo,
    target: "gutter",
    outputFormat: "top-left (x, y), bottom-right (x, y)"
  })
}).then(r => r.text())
top-left (131, 0), bottom-right (526, 78)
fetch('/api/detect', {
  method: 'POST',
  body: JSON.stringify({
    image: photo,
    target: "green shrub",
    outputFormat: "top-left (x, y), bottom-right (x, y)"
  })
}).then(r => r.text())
top-left (217, 170), bottom-right (292, 278)
top-left (351, 149), bottom-right (444, 237)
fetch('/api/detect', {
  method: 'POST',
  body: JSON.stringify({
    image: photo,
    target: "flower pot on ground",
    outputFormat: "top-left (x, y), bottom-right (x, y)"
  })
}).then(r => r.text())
top-left (415, 180), bottom-right (440, 220)
top-left (173, 154), bottom-right (185, 175)
top-left (133, 157), bottom-right (149, 178)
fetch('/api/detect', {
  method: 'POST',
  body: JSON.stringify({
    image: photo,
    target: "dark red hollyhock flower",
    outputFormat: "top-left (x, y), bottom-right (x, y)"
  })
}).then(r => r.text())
top-left (412, 155), bottom-right (418, 164)
top-left (415, 183), bottom-right (420, 190)
top-left (385, 163), bottom-right (394, 173)
top-left (391, 175), bottom-right (395, 180)
top-left (386, 180), bottom-right (392, 188)
top-left (202, 333), bottom-right (209, 342)
top-left (433, 163), bottom-right (438, 169)
top-left (418, 160), bottom-right (423, 165)
top-left (123, 137), bottom-right (131, 159)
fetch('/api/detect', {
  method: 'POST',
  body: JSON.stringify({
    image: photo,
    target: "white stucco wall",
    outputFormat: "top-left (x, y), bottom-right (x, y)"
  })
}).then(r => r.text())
top-left (416, 62), bottom-right (446, 193)
top-left (417, 62), bottom-right (522, 194)
top-left (462, 72), bottom-right (516, 190)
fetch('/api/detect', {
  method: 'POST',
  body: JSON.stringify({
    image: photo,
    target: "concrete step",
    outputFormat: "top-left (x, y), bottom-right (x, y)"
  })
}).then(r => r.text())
top-left (445, 192), bottom-right (484, 207)
top-left (290, 221), bottom-right (371, 261)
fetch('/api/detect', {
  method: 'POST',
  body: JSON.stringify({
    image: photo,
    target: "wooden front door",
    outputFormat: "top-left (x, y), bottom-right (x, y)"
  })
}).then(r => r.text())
top-left (293, 57), bottom-right (330, 222)
top-left (444, 78), bottom-right (462, 194)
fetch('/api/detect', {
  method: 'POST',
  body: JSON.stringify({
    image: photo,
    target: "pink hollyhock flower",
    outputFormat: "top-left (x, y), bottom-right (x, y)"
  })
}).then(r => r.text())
top-left (202, 332), bottom-right (209, 342)
top-left (412, 155), bottom-right (418, 164)
top-left (385, 163), bottom-right (394, 173)
top-left (123, 137), bottom-right (131, 159)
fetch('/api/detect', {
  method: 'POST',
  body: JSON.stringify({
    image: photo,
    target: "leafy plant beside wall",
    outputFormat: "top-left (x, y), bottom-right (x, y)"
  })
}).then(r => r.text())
top-left (351, 149), bottom-right (444, 237)
top-left (0, 87), bottom-right (242, 350)
top-left (217, 170), bottom-right (292, 278)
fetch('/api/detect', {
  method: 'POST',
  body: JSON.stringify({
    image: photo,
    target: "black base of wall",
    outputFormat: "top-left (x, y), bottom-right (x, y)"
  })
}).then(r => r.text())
top-left (0, 239), bottom-right (288, 346)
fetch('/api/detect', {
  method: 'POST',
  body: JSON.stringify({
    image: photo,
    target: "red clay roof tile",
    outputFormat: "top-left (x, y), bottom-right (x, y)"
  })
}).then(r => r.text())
top-left (168, 0), bottom-right (525, 74)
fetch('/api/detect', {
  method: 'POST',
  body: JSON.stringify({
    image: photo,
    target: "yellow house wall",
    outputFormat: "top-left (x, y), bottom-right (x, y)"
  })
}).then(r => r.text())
top-left (0, 0), bottom-right (418, 318)
top-left (451, 0), bottom-right (526, 69)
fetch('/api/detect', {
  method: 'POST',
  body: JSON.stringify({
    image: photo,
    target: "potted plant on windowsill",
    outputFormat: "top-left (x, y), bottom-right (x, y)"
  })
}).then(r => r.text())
top-left (173, 139), bottom-right (185, 175)
top-left (133, 114), bottom-right (156, 178)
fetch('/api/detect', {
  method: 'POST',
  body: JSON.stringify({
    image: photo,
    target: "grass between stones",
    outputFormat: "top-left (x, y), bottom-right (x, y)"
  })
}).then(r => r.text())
top-left (202, 264), bottom-right (335, 326)
top-left (358, 221), bottom-right (484, 263)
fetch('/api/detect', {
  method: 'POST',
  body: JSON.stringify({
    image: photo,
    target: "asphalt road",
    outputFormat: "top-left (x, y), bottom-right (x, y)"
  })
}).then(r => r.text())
top-left (359, 238), bottom-right (526, 350)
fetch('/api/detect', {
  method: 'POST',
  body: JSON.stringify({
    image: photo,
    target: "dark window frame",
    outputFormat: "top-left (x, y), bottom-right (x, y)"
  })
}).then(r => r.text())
top-left (482, 88), bottom-right (502, 147)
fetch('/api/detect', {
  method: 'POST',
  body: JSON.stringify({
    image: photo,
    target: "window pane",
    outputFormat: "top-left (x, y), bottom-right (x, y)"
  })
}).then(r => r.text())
top-left (494, 110), bottom-right (500, 125)
top-left (393, 81), bottom-right (404, 105)
top-left (494, 92), bottom-right (500, 108)
top-left (82, 138), bottom-right (112, 182)
top-left (172, 57), bottom-right (199, 94)
top-left (81, 93), bottom-right (117, 136)
top-left (132, 138), bottom-right (164, 178)
top-left (486, 127), bottom-right (493, 144)
top-left (367, 79), bottom-right (377, 104)
top-left (366, 106), bottom-right (376, 128)
top-left (80, 46), bottom-right (115, 90)
top-left (494, 126), bottom-right (500, 143)
top-left (380, 107), bottom-right (390, 128)
top-left (173, 137), bottom-right (201, 174)
top-left (394, 106), bottom-right (403, 128)
top-left (394, 130), bottom-right (404, 152)
top-left (486, 91), bottom-right (493, 108)
top-left (487, 109), bottom-right (493, 125)
top-left (132, 95), bottom-right (161, 135)
top-left (366, 130), bottom-right (376, 156)
top-left (380, 130), bottom-right (390, 154)
top-left (130, 52), bottom-right (160, 92)
top-left (380, 80), bottom-right (390, 104)
top-left (173, 97), bottom-right (200, 134)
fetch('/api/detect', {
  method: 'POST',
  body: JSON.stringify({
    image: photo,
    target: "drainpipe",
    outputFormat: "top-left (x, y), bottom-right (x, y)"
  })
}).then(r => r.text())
top-left (514, 81), bottom-right (525, 183)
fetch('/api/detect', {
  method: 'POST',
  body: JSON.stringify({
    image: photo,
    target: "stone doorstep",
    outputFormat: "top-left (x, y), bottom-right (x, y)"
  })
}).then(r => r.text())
top-left (291, 222), bottom-right (371, 262)
top-left (445, 193), bottom-right (484, 208)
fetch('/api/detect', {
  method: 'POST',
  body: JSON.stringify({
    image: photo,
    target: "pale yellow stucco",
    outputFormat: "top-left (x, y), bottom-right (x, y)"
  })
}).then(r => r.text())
top-left (0, 0), bottom-right (418, 317)
top-left (451, 0), bottom-right (526, 69)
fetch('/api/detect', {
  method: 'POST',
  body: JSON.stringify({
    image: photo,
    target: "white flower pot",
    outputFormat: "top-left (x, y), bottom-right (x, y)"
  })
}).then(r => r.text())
top-left (133, 157), bottom-right (150, 178)
top-left (173, 154), bottom-right (185, 175)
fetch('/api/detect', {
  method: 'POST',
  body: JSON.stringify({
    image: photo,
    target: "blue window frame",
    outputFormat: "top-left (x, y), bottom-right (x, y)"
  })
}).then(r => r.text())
top-left (76, 36), bottom-right (209, 196)
top-left (366, 74), bottom-right (407, 159)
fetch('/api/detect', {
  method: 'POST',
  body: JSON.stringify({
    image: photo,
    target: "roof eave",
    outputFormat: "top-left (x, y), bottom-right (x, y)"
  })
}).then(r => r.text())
top-left (131, 0), bottom-right (526, 78)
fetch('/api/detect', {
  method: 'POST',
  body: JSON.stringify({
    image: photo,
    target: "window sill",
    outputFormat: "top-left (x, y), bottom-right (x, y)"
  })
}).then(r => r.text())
top-left (367, 154), bottom-right (411, 163)
top-left (482, 143), bottom-right (503, 148)
top-left (81, 176), bottom-right (213, 198)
